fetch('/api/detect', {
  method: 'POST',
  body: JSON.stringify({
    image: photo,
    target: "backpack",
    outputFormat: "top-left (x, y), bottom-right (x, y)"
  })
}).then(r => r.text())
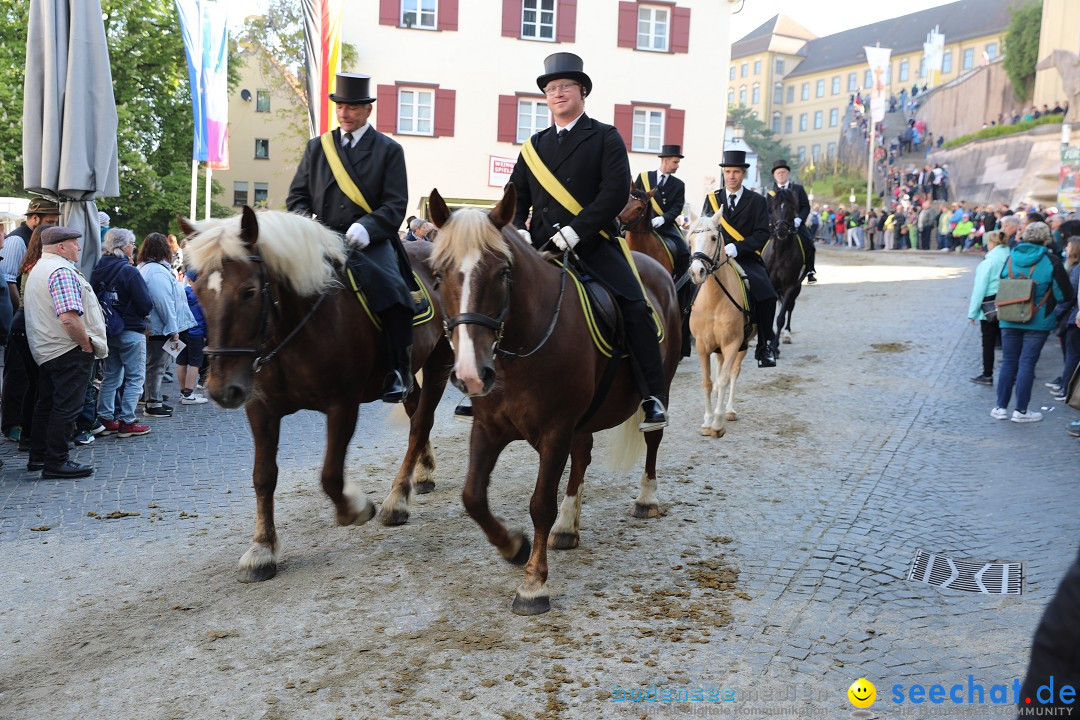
top-left (996, 256), bottom-right (1051, 324)
top-left (96, 263), bottom-right (127, 338)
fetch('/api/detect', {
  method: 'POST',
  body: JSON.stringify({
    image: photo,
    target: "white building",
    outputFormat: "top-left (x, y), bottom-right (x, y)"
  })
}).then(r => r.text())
top-left (348, 0), bottom-right (733, 216)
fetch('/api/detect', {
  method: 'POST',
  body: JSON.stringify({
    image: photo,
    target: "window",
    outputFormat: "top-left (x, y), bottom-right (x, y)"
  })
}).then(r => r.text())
top-left (773, 82), bottom-right (783, 104)
top-left (864, 69), bottom-right (872, 88)
top-left (232, 181), bottom-right (248, 207)
top-left (800, 82), bottom-right (809, 101)
top-left (516, 98), bottom-right (550, 143)
top-left (253, 182), bottom-right (268, 207)
top-left (919, 56), bottom-right (926, 78)
top-left (811, 144), bottom-right (821, 160)
top-left (729, 66), bottom-right (735, 81)
top-left (522, 0), bottom-right (556, 40)
top-left (831, 76), bottom-right (840, 95)
top-left (740, 62), bottom-right (748, 78)
top-left (254, 138), bottom-right (269, 159)
top-left (739, 86), bottom-right (746, 104)
top-left (784, 115), bottom-right (792, 134)
top-left (753, 59), bottom-right (761, 75)
top-left (962, 48), bottom-right (974, 70)
top-left (751, 83), bottom-right (760, 104)
top-left (899, 58), bottom-right (909, 82)
top-left (728, 88), bottom-right (735, 105)
top-left (942, 50), bottom-right (953, 73)
top-left (637, 5), bottom-right (670, 52)
top-left (847, 73), bottom-right (857, 92)
top-left (775, 58), bottom-right (785, 75)
top-left (631, 107), bottom-right (664, 153)
top-left (827, 142), bottom-right (836, 158)
top-left (256, 90), bottom-right (270, 113)
top-left (986, 42), bottom-right (997, 60)
top-left (798, 113), bottom-right (807, 132)
top-left (829, 107), bottom-right (839, 126)
top-left (401, 0), bottom-right (436, 29)
top-left (787, 86), bottom-right (795, 103)
top-left (772, 112), bottom-right (781, 133)
top-left (796, 146), bottom-right (805, 163)
top-left (815, 79), bottom-right (824, 98)
top-left (397, 88), bottom-right (434, 135)
top-left (813, 110), bottom-right (822, 129)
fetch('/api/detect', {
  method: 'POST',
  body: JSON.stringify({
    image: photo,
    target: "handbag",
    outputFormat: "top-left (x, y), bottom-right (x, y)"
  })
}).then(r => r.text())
top-left (980, 299), bottom-right (998, 322)
top-left (996, 257), bottom-right (1050, 324)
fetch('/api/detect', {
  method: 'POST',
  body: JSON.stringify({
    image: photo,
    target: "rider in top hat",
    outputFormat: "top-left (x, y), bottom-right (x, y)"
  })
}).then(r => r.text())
top-left (701, 150), bottom-right (778, 367)
top-left (634, 144), bottom-right (693, 357)
top-left (509, 52), bottom-right (669, 431)
top-left (770, 159), bottom-right (817, 284)
top-left (287, 73), bottom-right (416, 403)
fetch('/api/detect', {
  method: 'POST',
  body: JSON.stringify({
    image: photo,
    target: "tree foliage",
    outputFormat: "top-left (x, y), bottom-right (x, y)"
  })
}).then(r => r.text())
top-left (1004, 0), bottom-right (1042, 103)
top-left (726, 105), bottom-right (792, 186)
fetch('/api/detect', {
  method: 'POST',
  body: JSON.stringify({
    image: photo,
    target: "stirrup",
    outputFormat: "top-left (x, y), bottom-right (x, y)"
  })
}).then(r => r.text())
top-left (638, 396), bottom-right (668, 432)
top-left (454, 398), bottom-right (474, 424)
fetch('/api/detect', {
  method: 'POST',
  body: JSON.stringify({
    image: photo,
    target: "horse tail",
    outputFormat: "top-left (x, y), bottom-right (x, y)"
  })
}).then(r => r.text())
top-left (605, 408), bottom-right (646, 474)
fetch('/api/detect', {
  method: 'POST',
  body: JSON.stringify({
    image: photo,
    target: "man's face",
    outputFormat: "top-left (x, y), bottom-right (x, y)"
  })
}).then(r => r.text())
top-left (543, 79), bottom-right (585, 121)
top-left (56, 238), bottom-right (81, 263)
top-left (660, 156), bottom-right (681, 174)
top-left (335, 102), bottom-right (373, 133)
top-left (416, 222), bottom-right (430, 238)
top-left (723, 167), bottom-right (746, 192)
top-left (27, 213), bottom-right (59, 230)
top-left (772, 168), bottom-right (790, 186)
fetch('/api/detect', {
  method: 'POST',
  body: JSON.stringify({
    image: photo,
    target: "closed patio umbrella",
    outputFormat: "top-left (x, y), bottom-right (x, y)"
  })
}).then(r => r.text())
top-left (23, 0), bottom-right (119, 278)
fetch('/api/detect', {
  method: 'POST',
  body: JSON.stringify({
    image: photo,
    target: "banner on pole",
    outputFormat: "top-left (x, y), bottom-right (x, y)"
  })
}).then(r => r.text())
top-left (176, 0), bottom-right (230, 168)
top-left (864, 46), bottom-right (892, 124)
top-left (922, 27), bottom-right (945, 89)
top-left (302, 0), bottom-right (345, 138)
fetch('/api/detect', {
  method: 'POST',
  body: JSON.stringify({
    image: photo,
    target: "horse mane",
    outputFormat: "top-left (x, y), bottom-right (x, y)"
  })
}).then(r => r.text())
top-left (430, 207), bottom-right (512, 271)
top-left (184, 211), bottom-right (347, 297)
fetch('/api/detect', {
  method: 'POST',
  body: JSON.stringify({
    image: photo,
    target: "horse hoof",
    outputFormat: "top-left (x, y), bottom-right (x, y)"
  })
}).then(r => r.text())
top-left (344, 500), bottom-right (376, 526)
top-left (378, 507), bottom-right (409, 526)
top-left (548, 532), bottom-right (579, 550)
top-left (709, 427), bottom-right (726, 439)
top-left (631, 502), bottom-right (660, 519)
top-left (507, 534), bottom-right (532, 566)
top-left (414, 480), bottom-right (436, 495)
top-left (700, 426), bottom-right (712, 436)
top-left (237, 563), bottom-right (277, 583)
top-left (724, 412), bottom-right (737, 422)
top-left (782, 335), bottom-right (792, 344)
top-left (512, 591), bottom-right (551, 616)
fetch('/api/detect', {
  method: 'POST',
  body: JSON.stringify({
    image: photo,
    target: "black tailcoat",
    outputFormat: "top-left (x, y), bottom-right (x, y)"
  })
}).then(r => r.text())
top-left (772, 182), bottom-right (810, 224)
top-left (701, 188), bottom-right (777, 302)
top-left (634, 170), bottom-right (688, 257)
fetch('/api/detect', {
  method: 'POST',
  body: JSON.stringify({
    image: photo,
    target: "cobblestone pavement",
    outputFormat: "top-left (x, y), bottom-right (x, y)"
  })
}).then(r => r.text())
top-left (1, 248), bottom-right (1076, 720)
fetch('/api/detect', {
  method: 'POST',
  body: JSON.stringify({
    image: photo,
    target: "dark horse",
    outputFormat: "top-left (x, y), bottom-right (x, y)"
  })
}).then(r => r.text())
top-left (761, 187), bottom-right (804, 356)
top-left (182, 207), bottom-right (453, 582)
top-left (428, 185), bottom-right (681, 615)
top-left (619, 186), bottom-right (674, 276)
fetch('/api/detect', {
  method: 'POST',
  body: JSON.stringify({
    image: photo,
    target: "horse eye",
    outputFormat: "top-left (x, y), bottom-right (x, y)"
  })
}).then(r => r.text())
top-left (242, 287), bottom-right (257, 301)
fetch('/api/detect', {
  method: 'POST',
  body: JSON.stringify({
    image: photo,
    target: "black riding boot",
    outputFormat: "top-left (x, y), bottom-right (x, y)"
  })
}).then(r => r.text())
top-left (799, 227), bottom-right (818, 283)
top-left (673, 243), bottom-right (694, 358)
top-left (622, 299), bottom-right (668, 431)
top-left (378, 306), bottom-right (414, 403)
top-left (754, 298), bottom-right (777, 367)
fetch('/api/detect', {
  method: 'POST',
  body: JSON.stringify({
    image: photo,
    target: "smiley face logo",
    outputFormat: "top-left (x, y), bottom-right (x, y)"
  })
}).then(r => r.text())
top-left (848, 678), bottom-right (876, 708)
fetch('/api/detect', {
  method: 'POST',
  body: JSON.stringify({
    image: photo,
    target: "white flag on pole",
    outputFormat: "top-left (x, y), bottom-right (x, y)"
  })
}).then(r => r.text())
top-left (864, 46), bottom-right (892, 123)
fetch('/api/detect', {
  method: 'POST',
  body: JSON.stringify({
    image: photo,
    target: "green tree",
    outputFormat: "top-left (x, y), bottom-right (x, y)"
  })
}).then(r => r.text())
top-left (726, 105), bottom-right (792, 185)
top-left (0, 1), bottom-right (30, 197)
top-left (1003, 0), bottom-right (1042, 103)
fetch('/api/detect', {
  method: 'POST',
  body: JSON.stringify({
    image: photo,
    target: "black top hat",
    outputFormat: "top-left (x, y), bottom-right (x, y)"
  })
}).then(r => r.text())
top-left (328, 73), bottom-right (376, 104)
top-left (658, 144), bottom-right (684, 158)
top-left (536, 53), bottom-right (592, 97)
top-left (719, 150), bottom-right (750, 169)
top-left (771, 159), bottom-right (791, 173)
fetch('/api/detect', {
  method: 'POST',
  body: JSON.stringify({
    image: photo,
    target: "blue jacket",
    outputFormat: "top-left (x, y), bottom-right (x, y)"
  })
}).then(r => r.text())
top-left (139, 261), bottom-right (196, 336)
top-left (999, 243), bottom-right (1067, 331)
top-left (90, 254), bottom-right (153, 334)
top-left (184, 285), bottom-right (207, 338)
top-left (968, 244), bottom-right (1009, 321)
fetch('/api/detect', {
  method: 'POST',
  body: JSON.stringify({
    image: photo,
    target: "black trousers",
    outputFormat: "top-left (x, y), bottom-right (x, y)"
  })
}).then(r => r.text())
top-left (378, 305), bottom-right (414, 372)
top-left (2, 331), bottom-right (30, 433)
top-left (980, 313), bottom-right (1000, 377)
top-left (8, 330), bottom-right (39, 440)
top-left (755, 298), bottom-right (777, 350)
top-left (31, 347), bottom-right (94, 467)
top-left (620, 299), bottom-right (667, 403)
top-left (797, 225), bottom-right (816, 273)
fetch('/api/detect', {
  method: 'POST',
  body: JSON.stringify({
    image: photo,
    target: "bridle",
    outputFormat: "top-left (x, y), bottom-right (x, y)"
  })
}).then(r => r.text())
top-left (688, 226), bottom-right (751, 318)
top-left (618, 192), bottom-right (650, 233)
top-left (203, 248), bottom-right (327, 372)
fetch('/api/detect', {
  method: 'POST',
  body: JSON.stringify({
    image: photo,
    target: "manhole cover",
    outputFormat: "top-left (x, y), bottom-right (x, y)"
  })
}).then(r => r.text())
top-left (908, 549), bottom-right (1023, 595)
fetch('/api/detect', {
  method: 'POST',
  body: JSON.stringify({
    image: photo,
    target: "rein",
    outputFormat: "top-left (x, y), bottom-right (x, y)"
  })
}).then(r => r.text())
top-left (688, 229), bottom-right (751, 318)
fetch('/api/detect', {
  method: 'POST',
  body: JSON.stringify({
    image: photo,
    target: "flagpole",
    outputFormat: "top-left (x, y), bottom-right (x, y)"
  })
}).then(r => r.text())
top-left (866, 121), bottom-right (875, 218)
top-left (205, 164), bottom-right (212, 220)
top-left (190, 160), bottom-right (198, 219)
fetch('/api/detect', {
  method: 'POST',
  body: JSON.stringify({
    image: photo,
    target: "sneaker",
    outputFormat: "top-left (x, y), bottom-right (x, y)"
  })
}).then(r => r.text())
top-left (89, 420), bottom-right (106, 436)
top-left (143, 406), bottom-right (173, 418)
top-left (72, 430), bottom-right (95, 445)
top-left (1068, 420), bottom-right (1080, 438)
top-left (1045, 377), bottom-right (1062, 388)
top-left (180, 393), bottom-right (209, 405)
top-left (118, 421), bottom-right (151, 437)
top-left (970, 374), bottom-right (993, 386)
top-left (1046, 383), bottom-right (1063, 395)
top-left (1011, 410), bottom-right (1043, 423)
top-left (990, 407), bottom-right (1009, 420)
top-left (5, 426), bottom-right (21, 442)
top-left (1052, 393), bottom-right (1068, 402)
top-left (98, 418), bottom-right (121, 436)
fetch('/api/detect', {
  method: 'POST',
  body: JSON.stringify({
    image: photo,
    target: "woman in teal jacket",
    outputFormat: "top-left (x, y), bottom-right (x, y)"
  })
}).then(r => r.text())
top-left (992, 223), bottom-right (1069, 422)
top-left (968, 230), bottom-right (1009, 384)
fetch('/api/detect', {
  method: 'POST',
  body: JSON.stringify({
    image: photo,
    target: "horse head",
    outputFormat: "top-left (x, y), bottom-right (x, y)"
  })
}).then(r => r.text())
top-left (618, 185), bottom-right (655, 231)
top-left (687, 213), bottom-right (723, 285)
top-left (768, 188), bottom-right (796, 241)
top-left (430, 184), bottom-right (517, 397)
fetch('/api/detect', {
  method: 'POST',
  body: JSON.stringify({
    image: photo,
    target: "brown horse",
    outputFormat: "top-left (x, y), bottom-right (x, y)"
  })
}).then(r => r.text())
top-left (619, 186), bottom-right (675, 276)
top-left (428, 185), bottom-right (681, 615)
top-left (182, 207), bottom-right (454, 582)
top-left (687, 213), bottom-right (752, 438)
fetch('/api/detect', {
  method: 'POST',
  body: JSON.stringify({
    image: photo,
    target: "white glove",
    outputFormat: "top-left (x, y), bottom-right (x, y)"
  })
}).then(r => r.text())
top-left (724, 243), bottom-right (738, 258)
top-left (651, 217), bottom-right (664, 228)
top-left (551, 226), bottom-right (580, 251)
top-left (518, 228), bottom-right (531, 242)
top-left (793, 217), bottom-right (802, 228)
top-left (346, 222), bottom-right (370, 250)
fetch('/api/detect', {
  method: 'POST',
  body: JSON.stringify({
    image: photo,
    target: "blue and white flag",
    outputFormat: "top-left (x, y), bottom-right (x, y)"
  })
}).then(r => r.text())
top-left (176, 0), bottom-right (230, 167)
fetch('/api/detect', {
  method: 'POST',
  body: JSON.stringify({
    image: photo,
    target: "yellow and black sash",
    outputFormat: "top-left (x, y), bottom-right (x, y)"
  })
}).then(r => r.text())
top-left (320, 132), bottom-right (373, 214)
top-left (637, 171), bottom-right (666, 217)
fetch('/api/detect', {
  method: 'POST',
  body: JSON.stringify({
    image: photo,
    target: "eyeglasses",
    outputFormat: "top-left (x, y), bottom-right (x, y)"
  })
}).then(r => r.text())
top-left (543, 82), bottom-right (580, 97)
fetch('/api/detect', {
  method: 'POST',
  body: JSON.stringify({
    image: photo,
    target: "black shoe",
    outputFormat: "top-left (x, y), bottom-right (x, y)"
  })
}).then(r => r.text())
top-left (970, 374), bottom-right (993, 386)
top-left (41, 460), bottom-right (93, 479)
top-left (18, 437), bottom-right (31, 452)
top-left (27, 459), bottom-right (45, 472)
top-left (806, 272), bottom-right (817, 284)
top-left (638, 397), bottom-right (668, 432)
top-left (453, 398), bottom-right (474, 423)
top-left (757, 347), bottom-right (777, 368)
top-left (381, 370), bottom-right (412, 404)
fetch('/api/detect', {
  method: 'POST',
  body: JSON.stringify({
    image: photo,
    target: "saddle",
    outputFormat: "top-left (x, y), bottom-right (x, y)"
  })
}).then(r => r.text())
top-left (342, 249), bottom-right (435, 330)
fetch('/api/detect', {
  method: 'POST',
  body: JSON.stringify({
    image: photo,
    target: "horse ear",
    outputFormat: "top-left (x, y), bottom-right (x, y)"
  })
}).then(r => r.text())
top-left (240, 205), bottom-right (259, 247)
top-left (489, 183), bottom-right (517, 229)
top-left (177, 215), bottom-right (197, 237)
top-left (429, 189), bottom-right (451, 228)
top-left (647, 188), bottom-right (657, 199)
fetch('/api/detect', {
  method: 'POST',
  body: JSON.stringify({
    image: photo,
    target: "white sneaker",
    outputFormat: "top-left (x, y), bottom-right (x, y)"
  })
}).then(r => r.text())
top-left (990, 407), bottom-right (1009, 420)
top-left (1010, 410), bottom-right (1042, 423)
top-left (181, 394), bottom-right (209, 405)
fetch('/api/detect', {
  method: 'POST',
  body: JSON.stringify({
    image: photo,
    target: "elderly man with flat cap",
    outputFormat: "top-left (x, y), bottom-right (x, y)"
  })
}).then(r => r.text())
top-left (288, 72), bottom-right (416, 403)
top-left (770, 159), bottom-right (817, 284)
top-left (23, 226), bottom-right (108, 479)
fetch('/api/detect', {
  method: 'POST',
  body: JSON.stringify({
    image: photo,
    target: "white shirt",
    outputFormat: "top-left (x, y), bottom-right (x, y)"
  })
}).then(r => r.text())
top-left (341, 123), bottom-right (370, 148)
top-left (725, 186), bottom-right (744, 208)
top-left (554, 112), bottom-right (585, 134)
top-left (777, 183), bottom-right (789, 191)
top-left (656, 169), bottom-right (669, 187)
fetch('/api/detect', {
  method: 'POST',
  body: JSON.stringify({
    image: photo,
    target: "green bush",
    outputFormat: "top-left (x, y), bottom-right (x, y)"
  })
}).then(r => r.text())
top-left (941, 114), bottom-right (1062, 149)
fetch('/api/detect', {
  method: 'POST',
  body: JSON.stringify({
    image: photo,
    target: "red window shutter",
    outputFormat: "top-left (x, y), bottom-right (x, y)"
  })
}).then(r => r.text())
top-left (435, 88), bottom-right (456, 138)
top-left (439, 0), bottom-right (458, 31)
top-left (376, 85), bottom-right (397, 133)
top-left (379, 0), bottom-right (399, 26)
top-left (671, 7), bottom-right (690, 53)
top-left (614, 104), bottom-right (634, 151)
top-left (502, 0), bottom-right (522, 38)
top-left (617, 2), bottom-right (637, 49)
top-left (556, 0), bottom-right (576, 43)
top-left (664, 108), bottom-right (685, 148)
top-left (498, 95), bottom-right (518, 143)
